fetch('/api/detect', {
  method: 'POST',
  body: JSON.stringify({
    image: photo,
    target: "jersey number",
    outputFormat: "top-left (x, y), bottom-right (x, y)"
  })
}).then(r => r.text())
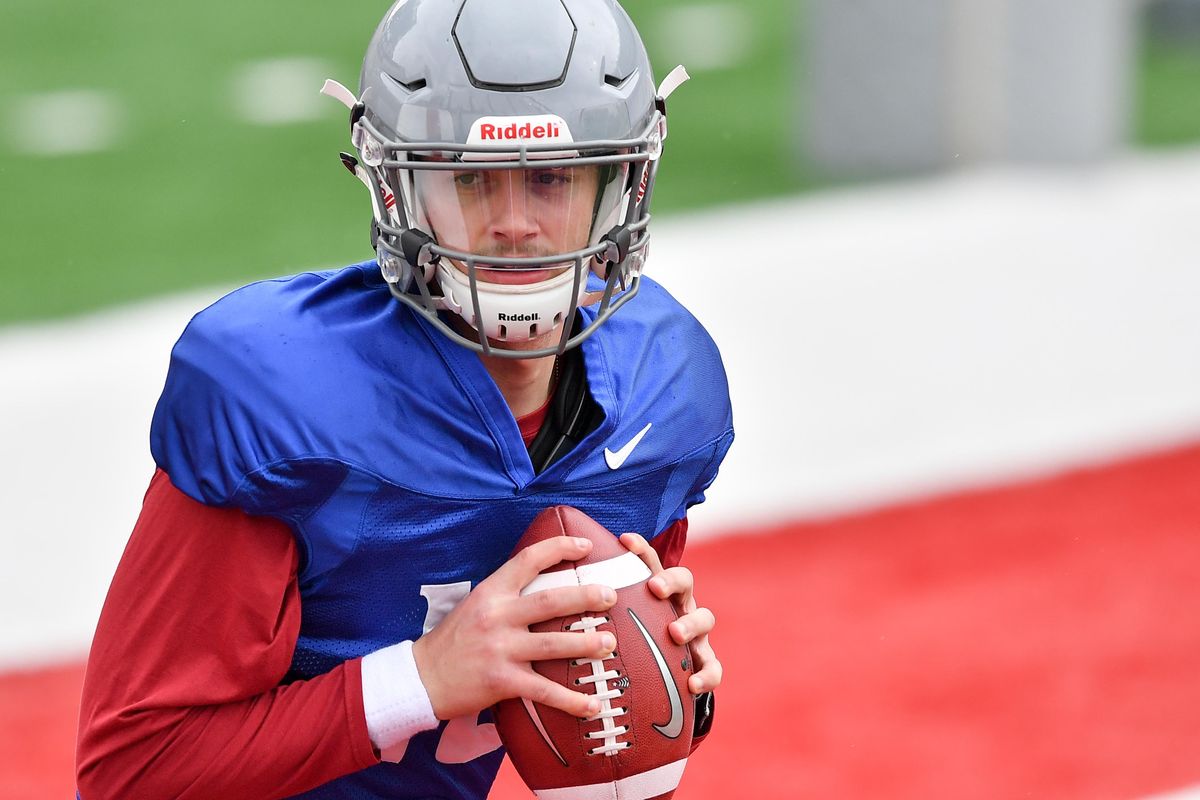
top-left (379, 582), bottom-right (504, 765)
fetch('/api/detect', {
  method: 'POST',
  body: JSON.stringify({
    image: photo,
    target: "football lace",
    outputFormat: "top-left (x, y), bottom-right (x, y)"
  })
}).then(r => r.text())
top-left (568, 615), bottom-right (631, 757)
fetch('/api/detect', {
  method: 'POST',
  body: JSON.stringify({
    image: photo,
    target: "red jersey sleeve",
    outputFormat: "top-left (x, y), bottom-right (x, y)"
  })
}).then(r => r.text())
top-left (650, 516), bottom-right (688, 569)
top-left (76, 470), bottom-right (378, 800)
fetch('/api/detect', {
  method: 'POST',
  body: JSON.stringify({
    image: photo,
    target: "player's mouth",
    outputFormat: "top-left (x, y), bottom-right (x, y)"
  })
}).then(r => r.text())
top-left (474, 265), bottom-right (569, 285)
top-left (451, 255), bottom-right (572, 286)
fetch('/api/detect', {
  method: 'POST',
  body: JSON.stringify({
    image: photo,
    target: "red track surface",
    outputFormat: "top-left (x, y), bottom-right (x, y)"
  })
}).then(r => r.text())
top-left (5, 444), bottom-right (1200, 799)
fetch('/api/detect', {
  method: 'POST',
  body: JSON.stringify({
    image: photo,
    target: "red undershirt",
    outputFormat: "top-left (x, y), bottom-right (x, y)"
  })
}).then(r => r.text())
top-left (517, 392), bottom-right (552, 447)
top-left (76, 406), bottom-right (690, 799)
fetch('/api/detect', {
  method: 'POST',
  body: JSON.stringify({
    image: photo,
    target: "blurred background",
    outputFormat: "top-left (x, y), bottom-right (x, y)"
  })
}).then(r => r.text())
top-left (2, 0), bottom-right (1199, 798)
top-left (2, 0), bottom-right (1200, 325)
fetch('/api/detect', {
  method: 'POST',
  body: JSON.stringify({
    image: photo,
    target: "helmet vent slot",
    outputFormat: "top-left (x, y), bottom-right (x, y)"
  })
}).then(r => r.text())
top-left (499, 324), bottom-right (509, 340)
top-left (385, 73), bottom-right (427, 93)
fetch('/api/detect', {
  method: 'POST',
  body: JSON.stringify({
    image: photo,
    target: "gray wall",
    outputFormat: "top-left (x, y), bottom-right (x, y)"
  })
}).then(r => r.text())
top-left (803, 0), bottom-right (1139, 175)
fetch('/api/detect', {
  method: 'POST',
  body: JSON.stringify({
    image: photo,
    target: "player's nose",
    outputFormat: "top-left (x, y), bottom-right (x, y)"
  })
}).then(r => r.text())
top-left (487, 177), bottom-right (539, 248)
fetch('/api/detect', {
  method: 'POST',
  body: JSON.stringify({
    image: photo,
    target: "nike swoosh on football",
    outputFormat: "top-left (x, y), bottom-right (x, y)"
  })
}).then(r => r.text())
top-left (604, 422), bottom-right (652, 470)
top-left (628, 608), bottom-right (685, 739)
top-left (522, 697), bottom-right (568, 766)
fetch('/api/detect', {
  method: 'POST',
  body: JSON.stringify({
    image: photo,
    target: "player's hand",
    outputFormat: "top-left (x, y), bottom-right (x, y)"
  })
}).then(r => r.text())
top-left (620, 532), bottom-right (722, 696)
top-left (411, 535), bottom-right (618, 721)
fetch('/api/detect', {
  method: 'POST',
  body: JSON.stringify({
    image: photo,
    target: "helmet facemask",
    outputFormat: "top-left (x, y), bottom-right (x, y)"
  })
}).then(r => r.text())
top-left (358, 114), bottom-right (662, 358)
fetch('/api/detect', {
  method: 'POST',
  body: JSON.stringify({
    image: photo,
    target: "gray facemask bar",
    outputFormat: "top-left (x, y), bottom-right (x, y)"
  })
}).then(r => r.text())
top-left (363, 111), bottom-right (664, 359)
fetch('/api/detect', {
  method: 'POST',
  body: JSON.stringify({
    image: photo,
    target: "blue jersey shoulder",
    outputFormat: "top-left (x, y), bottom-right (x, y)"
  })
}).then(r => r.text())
top-left (576, 275), bottom-right (734, 515)
top-left (150, 263), bottom-right (488, 510)
top-left (150, 264), bottom-right (733, 517)
top-left (591, 275), bottom-right (732, 442)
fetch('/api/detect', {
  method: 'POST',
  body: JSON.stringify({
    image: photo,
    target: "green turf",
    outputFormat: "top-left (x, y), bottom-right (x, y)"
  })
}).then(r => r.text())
top-left (0, 0), bottom-right (810, 324)
top-left (0, 2), bottom-right (1196, 326)
top-left (1136, 38), bottom-right (1200, 146)
top-left (0, 0), bottom-right (383, 322)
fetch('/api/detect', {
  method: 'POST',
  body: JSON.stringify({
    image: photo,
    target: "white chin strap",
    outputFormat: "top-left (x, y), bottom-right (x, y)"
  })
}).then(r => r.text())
top-left (436, 262), bottom-right (592, 343)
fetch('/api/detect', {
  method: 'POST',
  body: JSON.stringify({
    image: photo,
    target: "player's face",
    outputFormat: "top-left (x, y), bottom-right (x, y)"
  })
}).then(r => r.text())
top-left (417, 165), bottom-right (602, 285)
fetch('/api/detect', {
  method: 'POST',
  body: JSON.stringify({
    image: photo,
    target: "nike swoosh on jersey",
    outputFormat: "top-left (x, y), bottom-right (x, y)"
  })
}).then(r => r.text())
top-left (604, 422), bottom-right (653, 470)
top-left (628, 608), bottom-right (685, 739)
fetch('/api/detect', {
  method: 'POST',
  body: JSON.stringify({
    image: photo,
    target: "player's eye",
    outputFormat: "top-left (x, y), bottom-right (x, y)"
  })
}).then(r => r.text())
top-left (529, 169), bottom-right (571, 187)
top-left (453, 171), bottom-right (483, 188)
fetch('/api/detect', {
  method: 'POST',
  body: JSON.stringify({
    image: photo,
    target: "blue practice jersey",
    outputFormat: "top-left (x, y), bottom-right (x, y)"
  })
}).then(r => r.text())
top-left (150, 262), bottom-right (734, 799)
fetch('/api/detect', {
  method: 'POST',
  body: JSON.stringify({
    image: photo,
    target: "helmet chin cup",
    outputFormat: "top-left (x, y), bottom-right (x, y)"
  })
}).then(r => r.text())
top-left (435, 262), bottom-right (589, 343)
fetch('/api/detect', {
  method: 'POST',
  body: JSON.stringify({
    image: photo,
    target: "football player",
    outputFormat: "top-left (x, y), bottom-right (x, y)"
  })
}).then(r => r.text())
top-left (75, 0), bottom-right (733, 797)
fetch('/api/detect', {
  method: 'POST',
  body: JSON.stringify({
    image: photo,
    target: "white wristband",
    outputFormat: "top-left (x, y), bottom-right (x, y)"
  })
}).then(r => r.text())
top-left (361, 640), bottom-right (440, 750)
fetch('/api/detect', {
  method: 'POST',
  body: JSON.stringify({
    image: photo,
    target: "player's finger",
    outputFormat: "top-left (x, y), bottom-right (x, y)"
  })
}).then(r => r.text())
top-left (511, 584), bottom-right (617, 625)
top-left (496, 536), bottom-right (592, 591)
top-left (647, 566), bottom-right (694, 604)
top-left (515, 670), bottom-right (601, 719)
top-left (669, 606), bottom-right (715, 645)
top-left (512, 630), bottom-right (616, 663)
top-left (680, 592), bottom-right (698, 615)
top-left (619, 532), bottom-right (663, 574)
top-left (687, 640), bottom-right (723, 694)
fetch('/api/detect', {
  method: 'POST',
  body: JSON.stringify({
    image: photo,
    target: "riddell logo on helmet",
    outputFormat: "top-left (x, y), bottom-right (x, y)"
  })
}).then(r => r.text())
top-left (479, 121), bottom-right (561, 141)
top-left (467, 115), bottom-right (574, 148)
top-left (498, 312), bottom-right (541, 322)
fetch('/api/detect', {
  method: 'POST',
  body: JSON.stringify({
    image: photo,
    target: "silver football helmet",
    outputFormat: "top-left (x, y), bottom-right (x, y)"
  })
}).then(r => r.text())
top-left (324, 0), bottom-right (686, 358)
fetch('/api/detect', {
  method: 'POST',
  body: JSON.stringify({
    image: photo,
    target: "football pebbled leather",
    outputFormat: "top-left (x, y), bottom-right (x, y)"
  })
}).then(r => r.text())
top-left (494, 506), bottom-right (694, 800)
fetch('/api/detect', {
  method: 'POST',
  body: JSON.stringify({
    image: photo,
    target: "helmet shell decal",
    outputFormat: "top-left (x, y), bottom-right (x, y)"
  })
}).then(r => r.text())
top-left (466, 115), bottom-right (574, 146)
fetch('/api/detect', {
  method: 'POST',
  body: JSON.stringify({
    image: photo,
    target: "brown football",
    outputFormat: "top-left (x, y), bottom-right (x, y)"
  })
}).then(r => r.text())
top-left (494, 506), bottom-right (694, 800)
